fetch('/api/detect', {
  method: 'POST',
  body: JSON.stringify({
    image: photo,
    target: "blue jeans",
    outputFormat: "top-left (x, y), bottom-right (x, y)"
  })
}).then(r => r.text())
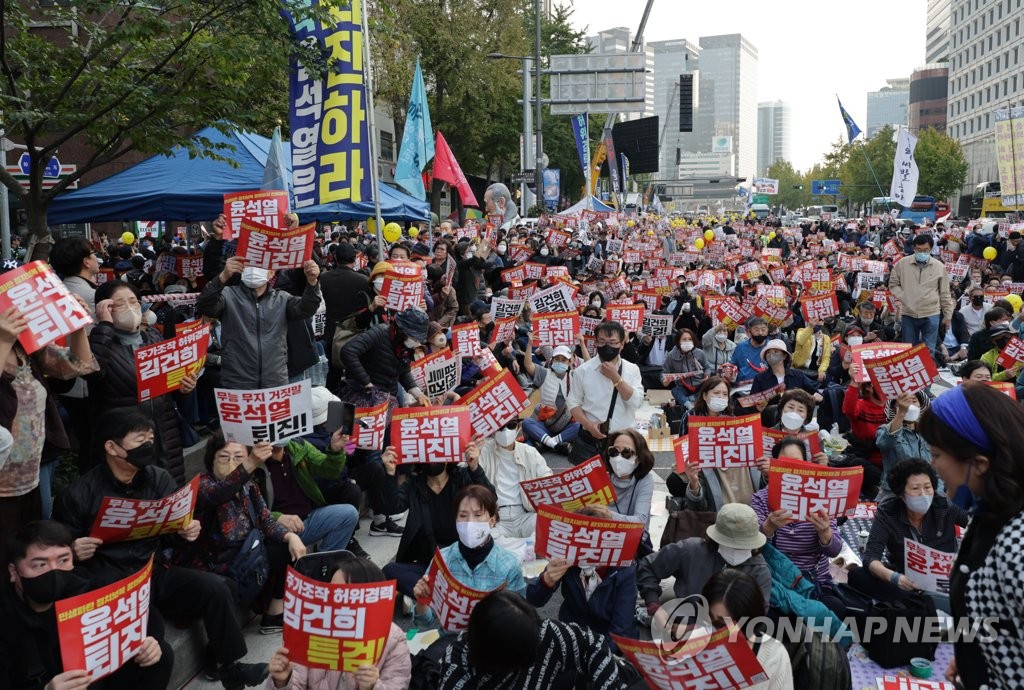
top-left (901, 314), bottom-right (940, 356)
top-left (382, 561), bottom-right (429, 599)
top-left (38, 459), bottom-right (57, 518)
top-left (301, 504), bottom-right (358, 552)
top-left (670, 384), bottom-right (694, 407)
top-left (522, 417), bottom-right (580, 444)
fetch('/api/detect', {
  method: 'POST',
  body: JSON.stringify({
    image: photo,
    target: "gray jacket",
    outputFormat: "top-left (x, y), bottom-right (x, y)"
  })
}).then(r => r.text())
top-left (197, 275), bottom-right (321, 389)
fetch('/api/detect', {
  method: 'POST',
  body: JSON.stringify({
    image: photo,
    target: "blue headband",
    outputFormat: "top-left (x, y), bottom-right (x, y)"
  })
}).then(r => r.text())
top-left (929, 386), bottom-right (993, 453)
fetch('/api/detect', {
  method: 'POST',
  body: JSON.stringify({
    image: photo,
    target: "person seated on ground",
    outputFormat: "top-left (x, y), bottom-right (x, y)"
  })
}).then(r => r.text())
top-left (979, 323), bottom-right (1024, 382)
top-left (266, 557), bottom-right (412, 690)
top-left (300, 388), bottom-right (364, 533)
top-left (847, 458), bottom-right (967, 614)
top-left (379, 439), bottom-right (489, 599)
top-left (439, 590), bottom-right (628, 690)
top-left (751, 438), bottom-right (846, 618)
top-left (791, 317), bottom-right (832, 384)
top-left (663, 327), bottom-right (708, 407)
top-left (966, 306), bottom-right (1011, 361)
top-left (411, 485), bottom-right (525, 631)
top-left (702, 569), bottom-right (795, 690)
top-left (771, 388), bottom-right (822, 438)
top-left (876, 391), bottom-right (930, 499)
top-left (53, 408), bottom-right (269, 689)
top-left (842, 380), bottom-right (886, 496)
top-left (521, 344), bottom-right (580, 452)
top-left (603, 429), bottom-right (655, 535)
top-left (637, 503), bottom-right (771, 621)
top-left (526, 504), bottom-right (637, 650)
top-left (959, 359), bottom-right (992, 382)
top-left (476, 417), bottom-right (551, 541)
top-left (174, 435), bottom-right (306, 634)
top-left (748, 339), bottom-right (821, 410)
top-left (825, 325), bottom-right (862, 386)
top-left (0, 520), bottom-right (172, 690)
top-left (730, 316), bottom-right (769, 385)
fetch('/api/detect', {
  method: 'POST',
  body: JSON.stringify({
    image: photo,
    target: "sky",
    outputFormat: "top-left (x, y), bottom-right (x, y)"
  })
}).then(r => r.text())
top-left (565, 0), bottom-right (928, 172)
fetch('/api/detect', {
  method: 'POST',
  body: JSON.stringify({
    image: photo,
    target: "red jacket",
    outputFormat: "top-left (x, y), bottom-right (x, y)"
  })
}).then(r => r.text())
top-left (842, 385), bottom-right (885, 467)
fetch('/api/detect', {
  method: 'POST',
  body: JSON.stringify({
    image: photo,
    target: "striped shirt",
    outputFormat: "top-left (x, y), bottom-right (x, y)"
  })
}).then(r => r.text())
top-left (440, 619), bottom-right (626, 690)
top-left (751, 488), bottom-right (841, 584)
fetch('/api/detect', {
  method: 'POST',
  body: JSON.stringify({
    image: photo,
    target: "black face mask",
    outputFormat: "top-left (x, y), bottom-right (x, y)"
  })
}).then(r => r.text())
top-left (120, 441), bottom-right (156, 469)
top-left (972, 296), bottom-right (985, 307)
top-left (422, 462), bottom-right (447, 477)
top-left (597, 344), bottom-right (621, 362)
top-left (748, 335), bottom-right (766, 346)
top-left (19, 568), bottom-right (88, 606)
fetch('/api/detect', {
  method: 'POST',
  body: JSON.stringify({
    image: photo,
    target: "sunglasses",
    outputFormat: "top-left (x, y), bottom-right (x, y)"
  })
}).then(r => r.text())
top-left (607, 447), bottom-right (636, 460)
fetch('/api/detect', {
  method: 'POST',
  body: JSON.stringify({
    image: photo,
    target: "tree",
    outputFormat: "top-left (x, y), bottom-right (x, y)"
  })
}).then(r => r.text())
top-left (764, 159), bottom-right (807, 211)
top-left (839, 127), bottom-right (895, 207)
top-left (914, 127), bottom-right (968, 200)
top-left (0, 0), bottom-right (337, 257)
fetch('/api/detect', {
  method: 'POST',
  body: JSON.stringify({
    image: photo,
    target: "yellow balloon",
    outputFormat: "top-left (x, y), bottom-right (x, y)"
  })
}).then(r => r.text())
top-left (121, 231), bottom-right (135, 245)
top-left (409, 227), bottom-right (420, 239)
top-left (1007, 294), bottom-right (1023, 313)
top-left (694, 238), bottom-right (705, 250)
top-left (627, 220), bottom-right (635, 227)
top-left (366, 218), bottom-right (377, 235)
top-left (983, 246), bottom-right (998, 261)
top-left (768, 231), bottom-right (777, 240)
top-left (383, 222), bottom-right (402, 243)
top-left (703, 229), bottom-right (714, 241)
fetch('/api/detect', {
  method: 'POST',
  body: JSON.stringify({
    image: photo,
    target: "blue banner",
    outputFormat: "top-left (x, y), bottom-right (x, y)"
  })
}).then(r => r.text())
top-left (394, 59), bottom-right (434, 200)
top-left (543, 168), bottom-right (560, 211)
top-left (570, 113), bottom-right (590, 175)
top-left (620, 153), bottom-right (630, 194)
top-left (604, 127), bottom-right (621, 202)
top-left (836, 95), bottom-right (862, 144)
top-left (286, 1), bottom-right (373, 208)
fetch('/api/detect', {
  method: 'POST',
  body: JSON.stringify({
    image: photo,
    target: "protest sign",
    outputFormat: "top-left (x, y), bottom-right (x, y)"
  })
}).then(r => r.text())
top-left (673, 436), bottom-right (690, 473)
top-left (611, 628), bottom-right (768, 690)
top-left (236, 219), bottom-right (314, 270)
top-left (90, 477), bottom-right (199, 542)
top-left (390, 405), bottom-right (472, 464)
top-left (713, 298), bottom-right (752, 330)
top-left (215, 380), bottom-right (313, 445)
top-left (535, 503), bottom-right (644, 566)
top-left (135, 325), bottom-right (210, 402)
top-left (904, 539), bottom-right (954, 594)
top-left (282, 566), bottom-right (395, 671)
top-left (507, 283), bottom-right (537, 302)
top-left (606, 304), bottom-right (645, 334)
top-left (686, 414), bottom-right (763, 469)
top-left (523, 262), bottom-right (546, 281)
top-left (641, 313), bottom-right (673, 338)
top-left (578, 315), bottom-right (602, 337)
top-left (501, 265), bottom-right (527, 284)
top-left (0, 261), bottom-right (93, 353)
top-left (381, 262), bottom-right (424, 312)
top-left (767, 457), bottom-right (863, 519)
top-left (735, 383), bottom-right (786, 409)
top-left (736, 261), bottom-right (761, 281)
top-left (489, 316), bottom-right (518, 346)
top-left (850, 342), bottom-right (912, 383)
top-left (532, 311), bottom-right (580, 349)
top-left (223, 190), bottom-right (289, 241)
top-left (800, 293), bottom-right (839, 322)
top-left (410, 348), bottom-right (462, 399)
top-left (351, 401), bottom-right (390, 451)
top-left (996, 336), bottom-right (1024, 369)
top-left (489, 297), bottom-right (526, 320)
top-left (984, 380), bottom-right (1018, 399)
top-left (460, 369), bottom-right (529, 437)
top-left (519, 455), bottom-right (616, 511)
top-left (853, 502), bottom-right (877, 519)
top-left (864, 343), bottom-right (938, 399)
top-left (876, 676), bottom-right (955, 690)
top-left (528, 284), bottom-right (576, 314)
top-left (451, 321), bottom-right (482, 358)
top-left (425, 549), bottom-right (499, 631)
top-left (56, 558), bottom-right (152, 682)
top-left (762, 427), bottom-right (822, 458)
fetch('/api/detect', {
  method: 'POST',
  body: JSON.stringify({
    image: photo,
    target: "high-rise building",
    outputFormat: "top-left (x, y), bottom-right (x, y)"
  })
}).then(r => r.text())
top-left (649, 39), bottom-right (701, 177)
top-left (948, 0), bottom-right (1024, 210)
top-left (695, 34), bottom-right (759, 179)
top-left (756, 100), bottom-right (792, 175)
top-left (926, 0), bottom-right (952, 63)
top-left (909, 64), bottom-right (949, 134)
top-left (866, 78), bottom-right (910, 138)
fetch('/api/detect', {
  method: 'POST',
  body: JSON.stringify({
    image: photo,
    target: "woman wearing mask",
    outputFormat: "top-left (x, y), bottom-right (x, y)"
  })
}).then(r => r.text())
top-left (663, 328), bottom-right (708, 408)
top-left (354, 261), bottom-right (392, 329)
top-left (88, 280), bottom-right (196, 486)
top-left (702, 322), bottom-right (737, 373)
top-left (748, 340), bottom-right (821, 408)
top-left (764, 390), bottom-right (829, 465)
top-left (411, 485), bottom-right (525, 631)
top-left (979, 323), bottom-right (1023, 382)
top-left (586, 291), bottom-right (605, 314)
top-left (602, 429), bottom-right (655, 532)
top-left (825, 326), bottom-right (864, 386)
top-left (455, 241), bottom-right (491, 313)
top-left (522, 344), bottom-right (580, 451)
top-left (876, 391), bottom-right (930, 498)
top-left (491, 240), bottom-right (512, 269)
top-left (792, 317), bottom-right (833, 383)
top-left (847, 458), bottom-right (967, 614)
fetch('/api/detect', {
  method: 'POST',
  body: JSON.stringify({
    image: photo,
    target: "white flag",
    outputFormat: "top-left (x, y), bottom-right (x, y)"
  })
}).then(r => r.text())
top-left (890, 127), bottom-right (919, 207)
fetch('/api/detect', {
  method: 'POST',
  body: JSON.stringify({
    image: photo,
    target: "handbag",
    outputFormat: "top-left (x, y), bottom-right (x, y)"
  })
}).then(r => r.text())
top-left (862, 592), bottom-right (938, 667)
top-left (569, 365), bottom-right (620, 465)
top-left (227, 488), bottom-right (271, 607)
top-left (659, 509), bottom-right (718, 548)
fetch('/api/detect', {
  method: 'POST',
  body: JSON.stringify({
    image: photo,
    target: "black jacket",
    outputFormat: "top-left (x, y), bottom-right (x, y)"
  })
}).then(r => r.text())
top-left (339, 324), bottom-right (418, 395)
top-left (0, 581), bottom-right (88, 690)
top-left (320, 265), bottom-right (372, 336)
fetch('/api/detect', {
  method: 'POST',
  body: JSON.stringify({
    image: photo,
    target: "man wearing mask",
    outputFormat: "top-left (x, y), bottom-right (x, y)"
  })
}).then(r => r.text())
top-left (0, 520), bottom-right (172, 690)
top-left (477, 417), bottom-right (552, 540)
top-left (566, 322), bottom-right (644, 465)
top-left (730, 317), bottom-right (770, 385)
top-left (959, 286), bottom-right (989, 336)
top-left (888, 234), bottom-right (953, 357)
top-left (196, 255), bottom-right (322, 390)
top-left (522, 345), bottom-right (581, 452)
top-left (854, 301), bottom-right (894, 342)
top-left (53, 409), bottom-right (268, 689)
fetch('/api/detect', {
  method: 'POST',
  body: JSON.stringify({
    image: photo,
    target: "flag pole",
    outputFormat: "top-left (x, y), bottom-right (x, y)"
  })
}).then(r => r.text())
top-left (360, 0), bottom-right (384, 248)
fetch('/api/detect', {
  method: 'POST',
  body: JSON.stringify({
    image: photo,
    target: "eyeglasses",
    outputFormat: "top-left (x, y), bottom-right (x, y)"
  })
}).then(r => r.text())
top-left (595, 339), bottom-right (622, 347)
top-left (110, 298), bottom-right (140, 310)
top-left (607, 447), bottom-right (636, 460)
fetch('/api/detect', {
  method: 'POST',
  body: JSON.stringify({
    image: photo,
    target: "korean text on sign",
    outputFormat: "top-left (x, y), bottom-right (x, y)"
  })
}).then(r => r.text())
top-left (0, 261), bottom-right (92, 354)
top-left (767, 457), bottom-right (864, 519)
top-left (135, 325), bottom-right (210, 402)
top-left (864, 343), bottom-right (938, 399)
top-left (877, 676), bottom-right (956, 690)
top-left (450, 321), bottom-right (482, 358)
top-left (996, 336), bottom-right (1024, 369)
top-left (534, 503), bottom-right (644, 566)
top-left (215, 380), bottom-right (313, 445)
top-left (352, 401), bottom-right (390, 451)
top-left (611, 627), bottom-right (768, 690)
top-left (90, 477), bottom-right (200, 542)
top-left (410, 348), bottom-right (462, 399)
top-left (850, 342), bottom-right (911, 383)
top-left (528, 284), bottom-right (576, 314)
top-left (390, 405), bottom-right (471, 465)
top-left (800, 293), bottom-right (838, 322)
top-left (686, 414), bottom-right (763, 470)
top-left (904, 539), bottom-right (954, 594)
top-left (519, 455), bottom-right (616, 511)
top-left (606, 305), bottom-right (645, 334)
top-left (532, 311), bottom-right (580, 349)
top-left (282, 567), bottom-right (395, 671)
top-left (460, 369), bottom-right (529, 437)
top-left (235, 219), bottom-right (315, 271)
top-left (426, 549), bottom-right (500, 632)
top-left (223, 190), bottom-right (289, 239)
top-left (56, 558), bottom-right (153, 682)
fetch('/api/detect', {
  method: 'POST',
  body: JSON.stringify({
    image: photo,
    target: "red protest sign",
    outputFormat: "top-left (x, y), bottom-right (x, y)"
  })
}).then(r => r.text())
top-left (762, 427), bottom-right (822, 458)
top-left (904, 539), bottom-right (954, 595)
top-left (381, 262), bottom-right (424, 312)
top-left (410, 348), bottom-right (462, 399)
top-left (532, 311), bottom-right (580, 349)
top-left (864, 343), bottom-right (938, 399)
top-left (223, 189), bottom-right (289, 241)
top-left (390, 405), bottom-right (472, 464)
top-left (523, 262), bottom-right (546, 281)
top-left (996, 336), bottom-right (1024, 369)
top-left (426, 549), bottom-right (500, 631)
top-left (714, 298), bottom-right (752, 330)
top-left (460, 369), bottom-right (529, 437)
top-left (686, 414), bottom-right (763, 469)
top-left (56, 558), bottom-right (153, 682)
top-left (282, 566), bottom-right (396, 671)
top-left (673, 436), bottom-right (690, 473)
top-left (606, 304), bottom-right (645, 334)
top-left (735, 383), bottom-right (786, 409)
top-left (535, 503), bottom-right (644, 566)
top-left (800, 293), bottom-right (838, 322)
top-left (767, 457), bottom-right (863, 519)
top-left (90, 477), bottom-right (199, 542)
top-left (878, 677), bottom-right (955, 690)
top-left (135, 325), bottom-right (210, 402)
top-left (507, 283), bottom-right (537, 302)
top-left (352, 401), bottom-right (390, 451)
top-left (850, 342), bottom-right (911, 383)
top-left (984, 381), bottom-right (1017, 399)
top-left (0, 261), bottom-right (93, 354)
top-left (736, 261), bottom-right (761, 282)
top-left (451, 321), bottom-right (482, 358)
top-left (215, 380), bottom-right (313, 445)
top-left (519, 455), bottom-right (616, 511)
top-left (236, 219), bottom-right (314, 270)
top-left (489, 315), bottom-right (518, 346)
top-left (501, 264), bottom-right (527, 284)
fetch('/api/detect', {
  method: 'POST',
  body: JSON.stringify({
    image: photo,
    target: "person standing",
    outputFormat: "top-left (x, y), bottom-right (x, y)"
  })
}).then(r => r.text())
top-left (888, 234), bottom-right (953, 356)
top-left (319, 242), bottom-right (369, 387)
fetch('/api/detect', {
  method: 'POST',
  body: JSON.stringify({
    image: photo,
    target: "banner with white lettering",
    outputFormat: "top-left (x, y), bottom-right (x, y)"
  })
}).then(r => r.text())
top-left (215, 380), bottom-right (313, 445)
top-left (535, 503), bottom-right (644, 566)
top-left (90, 477), bottom-right (199, 542)
top-left (767, 457), bottom-right (863, 519)
top-left (390, 405), bottom-right (472, 464)
top-left (519, 455), bottom-right (616, 511)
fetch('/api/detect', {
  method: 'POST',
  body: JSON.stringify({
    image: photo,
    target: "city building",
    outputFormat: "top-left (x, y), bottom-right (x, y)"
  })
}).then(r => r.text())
top-left (756, 100), bottom-right (792, 175)
top-left (649, 38), bottom-right (701, 178)
top-left (696, 34), bottom-right (759, 179)
top-left (909, 64), bottom-right (949, 134)
top-left (866, 78), bottom-right (910, 138)
top-left (926, 0), bottom-right (953, 63)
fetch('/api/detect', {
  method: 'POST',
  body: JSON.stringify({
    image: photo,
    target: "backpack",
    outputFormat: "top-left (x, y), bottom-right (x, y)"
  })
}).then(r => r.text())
top-left (783, 631), bottom-right (851, 690)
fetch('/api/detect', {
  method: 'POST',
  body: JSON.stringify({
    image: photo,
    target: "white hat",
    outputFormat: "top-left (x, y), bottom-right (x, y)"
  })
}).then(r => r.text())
top-left (310, 386), bottom-right (340, 427)
top-left (761, 339), bottom-right (789, 358)
top-left (552, 345), bottom-right (573, 360)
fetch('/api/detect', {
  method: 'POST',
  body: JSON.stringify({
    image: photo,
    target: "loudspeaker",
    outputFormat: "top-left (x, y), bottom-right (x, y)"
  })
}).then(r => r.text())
top-left (679, 74), bottom-right (693, 133)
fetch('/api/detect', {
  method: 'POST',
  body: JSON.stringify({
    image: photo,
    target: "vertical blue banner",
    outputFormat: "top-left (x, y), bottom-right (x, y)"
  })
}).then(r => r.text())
top-left (394, 59), bottom-right (434, 200)
top-left (286, 1), bottom-right (373, 208)
top-left (620, 153), bottom-right (630, 194)
top-left (570, 113), bottom-right (590, 175)
top-left (543, 168), bottom-right (560, 211)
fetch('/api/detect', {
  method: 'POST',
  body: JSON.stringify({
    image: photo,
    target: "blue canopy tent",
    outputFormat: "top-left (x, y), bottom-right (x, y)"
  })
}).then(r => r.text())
top-left (562, 195), bottom-right (616, 214)
top-left (48, 126), bottom-right (429, 224)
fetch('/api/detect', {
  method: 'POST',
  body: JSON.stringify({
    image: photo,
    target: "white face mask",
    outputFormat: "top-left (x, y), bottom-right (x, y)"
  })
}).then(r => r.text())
top-left (112, 306), bottom-right (143, 332)
top-left (714, 333), bottom-right (728, 343)
top-left (780, 411), bottom-right (805, 431)
top-left (540, 247), bottom-right (550, 256)
top-left (591, 299), bottom-right (602, 307)
top-left (496, 244), bottom-right (506, 255)
top-left (432, 335), bottom-right (448, 348)
top-left (903, 404), bottom-right (921, 423)
top-left (847, 336), bottom-right (863, 346)
top-left (241, 267), bottom-right (270, 289)
top-left (456, 520), bottom-right (491, 549)
top-left (707, 396), bottom-right (729, 413)
top-left (494, 428), bottom-right (517, 447)
top-left (610, 456), bottom-right (637, 477)
top-left (374, 278), bottom-right (387, 293)
top-left (718, 545), bottom-right (753, 566)
top-left (904, 493), bottom-right (933, 514)
top-left (680, 341), bottom-right (694, 352)
top-left (404, 337), bottom-right (421, 350)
